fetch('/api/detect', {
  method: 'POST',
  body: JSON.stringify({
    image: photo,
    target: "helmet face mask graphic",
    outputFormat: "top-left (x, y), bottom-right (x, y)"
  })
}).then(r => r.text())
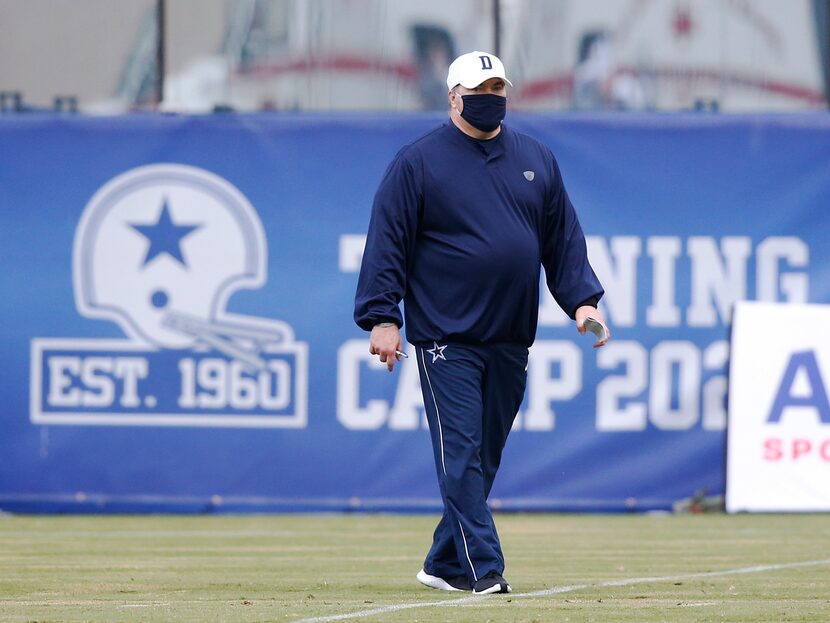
top-left (74, 164), bottom-right (288, 353)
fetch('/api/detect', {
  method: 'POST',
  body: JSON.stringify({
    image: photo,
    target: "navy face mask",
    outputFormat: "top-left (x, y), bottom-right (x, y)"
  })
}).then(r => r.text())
top-left (460, 94), bottom-right (506, 132)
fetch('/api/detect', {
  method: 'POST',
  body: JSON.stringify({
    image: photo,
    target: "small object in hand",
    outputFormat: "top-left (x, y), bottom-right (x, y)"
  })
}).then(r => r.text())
top-left (396, 350), bottom-right (409, 359)
top-left (584, 316), bottom-right (607, 342)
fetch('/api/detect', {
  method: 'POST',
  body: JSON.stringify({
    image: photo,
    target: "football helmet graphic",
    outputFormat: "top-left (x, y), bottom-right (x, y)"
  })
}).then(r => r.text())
top-left (74, 164), bottom-right (292, 367)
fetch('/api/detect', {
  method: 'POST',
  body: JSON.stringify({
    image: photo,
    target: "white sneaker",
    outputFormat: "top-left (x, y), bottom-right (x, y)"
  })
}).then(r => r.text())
top-left (416, 568), bottom-right (471, 592)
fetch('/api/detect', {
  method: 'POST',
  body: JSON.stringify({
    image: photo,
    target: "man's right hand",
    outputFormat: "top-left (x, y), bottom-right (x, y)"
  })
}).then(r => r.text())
top-left (370, 323), bottom-right (404, 372)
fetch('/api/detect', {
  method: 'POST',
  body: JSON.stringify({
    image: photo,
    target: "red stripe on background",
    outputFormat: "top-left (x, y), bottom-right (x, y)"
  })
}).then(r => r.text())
top-left (239, 56), bottom-right (418, 81)
top-left (516, 66), bottom-right (825, 105)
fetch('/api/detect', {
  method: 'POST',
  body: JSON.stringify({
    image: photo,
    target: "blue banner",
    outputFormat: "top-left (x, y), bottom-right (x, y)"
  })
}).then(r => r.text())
top-left (1, 112), bottom-right (828, 513)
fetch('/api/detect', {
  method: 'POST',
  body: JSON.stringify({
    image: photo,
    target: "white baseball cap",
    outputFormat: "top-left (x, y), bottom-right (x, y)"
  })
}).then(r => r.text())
top-left (446, 51), bottom-right (513, 90)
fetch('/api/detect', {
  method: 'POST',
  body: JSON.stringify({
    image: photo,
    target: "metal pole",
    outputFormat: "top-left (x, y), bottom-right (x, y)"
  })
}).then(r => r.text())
top-left (816, 0), bottom-right (830, 107)
top-left (493, 0), bottom-right (501, 57)
top-left (825, 0), bottom-right (830, 107)
top-left (157, 0), bottom-right (166, 106)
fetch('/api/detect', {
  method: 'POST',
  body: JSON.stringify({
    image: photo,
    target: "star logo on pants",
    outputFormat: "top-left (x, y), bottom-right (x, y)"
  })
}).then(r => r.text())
top-left (427, 342), bottom-right (447, 363)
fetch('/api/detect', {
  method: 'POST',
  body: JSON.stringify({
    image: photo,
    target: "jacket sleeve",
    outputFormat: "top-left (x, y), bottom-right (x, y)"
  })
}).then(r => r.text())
top-left (541, 155), bottom-right (604, 319)
top-left (353, 151), bottom-right (421, 331)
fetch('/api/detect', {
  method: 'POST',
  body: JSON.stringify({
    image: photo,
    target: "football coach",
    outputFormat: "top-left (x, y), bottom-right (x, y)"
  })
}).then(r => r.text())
top-left (355, 50), bottom-right (609, 595)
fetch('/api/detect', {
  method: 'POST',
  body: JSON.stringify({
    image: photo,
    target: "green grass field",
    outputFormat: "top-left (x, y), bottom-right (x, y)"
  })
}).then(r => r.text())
top-left (1, 513), bottom-right (829, 622)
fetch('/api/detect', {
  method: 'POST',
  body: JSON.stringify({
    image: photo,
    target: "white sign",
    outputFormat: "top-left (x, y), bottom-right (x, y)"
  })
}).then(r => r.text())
top-left (726, 301), bottom-right (830, 512)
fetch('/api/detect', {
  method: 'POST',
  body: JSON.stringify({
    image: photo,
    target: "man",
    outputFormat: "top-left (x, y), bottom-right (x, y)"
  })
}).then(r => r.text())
top-left (354, 51), bottom-right (609, 595)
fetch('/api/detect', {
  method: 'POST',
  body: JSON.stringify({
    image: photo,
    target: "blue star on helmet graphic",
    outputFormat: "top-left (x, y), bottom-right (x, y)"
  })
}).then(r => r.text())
top-left (130, 199), bottom-right (200, 268)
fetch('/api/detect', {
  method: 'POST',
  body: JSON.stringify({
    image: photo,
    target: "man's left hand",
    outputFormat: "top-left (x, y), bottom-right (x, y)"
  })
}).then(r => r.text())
top-left (575, 306), bottom-right (610, 348)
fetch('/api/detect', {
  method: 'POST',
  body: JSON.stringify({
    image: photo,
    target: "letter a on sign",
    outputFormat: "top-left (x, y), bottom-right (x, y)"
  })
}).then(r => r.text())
top-left (767, 350), bottom-right (830, 424)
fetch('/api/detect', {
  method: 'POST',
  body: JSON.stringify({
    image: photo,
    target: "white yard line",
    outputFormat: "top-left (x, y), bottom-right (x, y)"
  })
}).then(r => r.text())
top-left (290, 558), bottom-right (830, 623)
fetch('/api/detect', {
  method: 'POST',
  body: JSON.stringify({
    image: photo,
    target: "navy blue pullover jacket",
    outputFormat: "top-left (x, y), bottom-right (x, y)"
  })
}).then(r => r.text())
top-left (354, 121), bottom-right (603, 347)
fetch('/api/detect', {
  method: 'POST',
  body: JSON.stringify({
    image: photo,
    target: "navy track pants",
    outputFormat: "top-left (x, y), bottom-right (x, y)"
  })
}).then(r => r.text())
top-left (415, 341), bottom-right (529, 583)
